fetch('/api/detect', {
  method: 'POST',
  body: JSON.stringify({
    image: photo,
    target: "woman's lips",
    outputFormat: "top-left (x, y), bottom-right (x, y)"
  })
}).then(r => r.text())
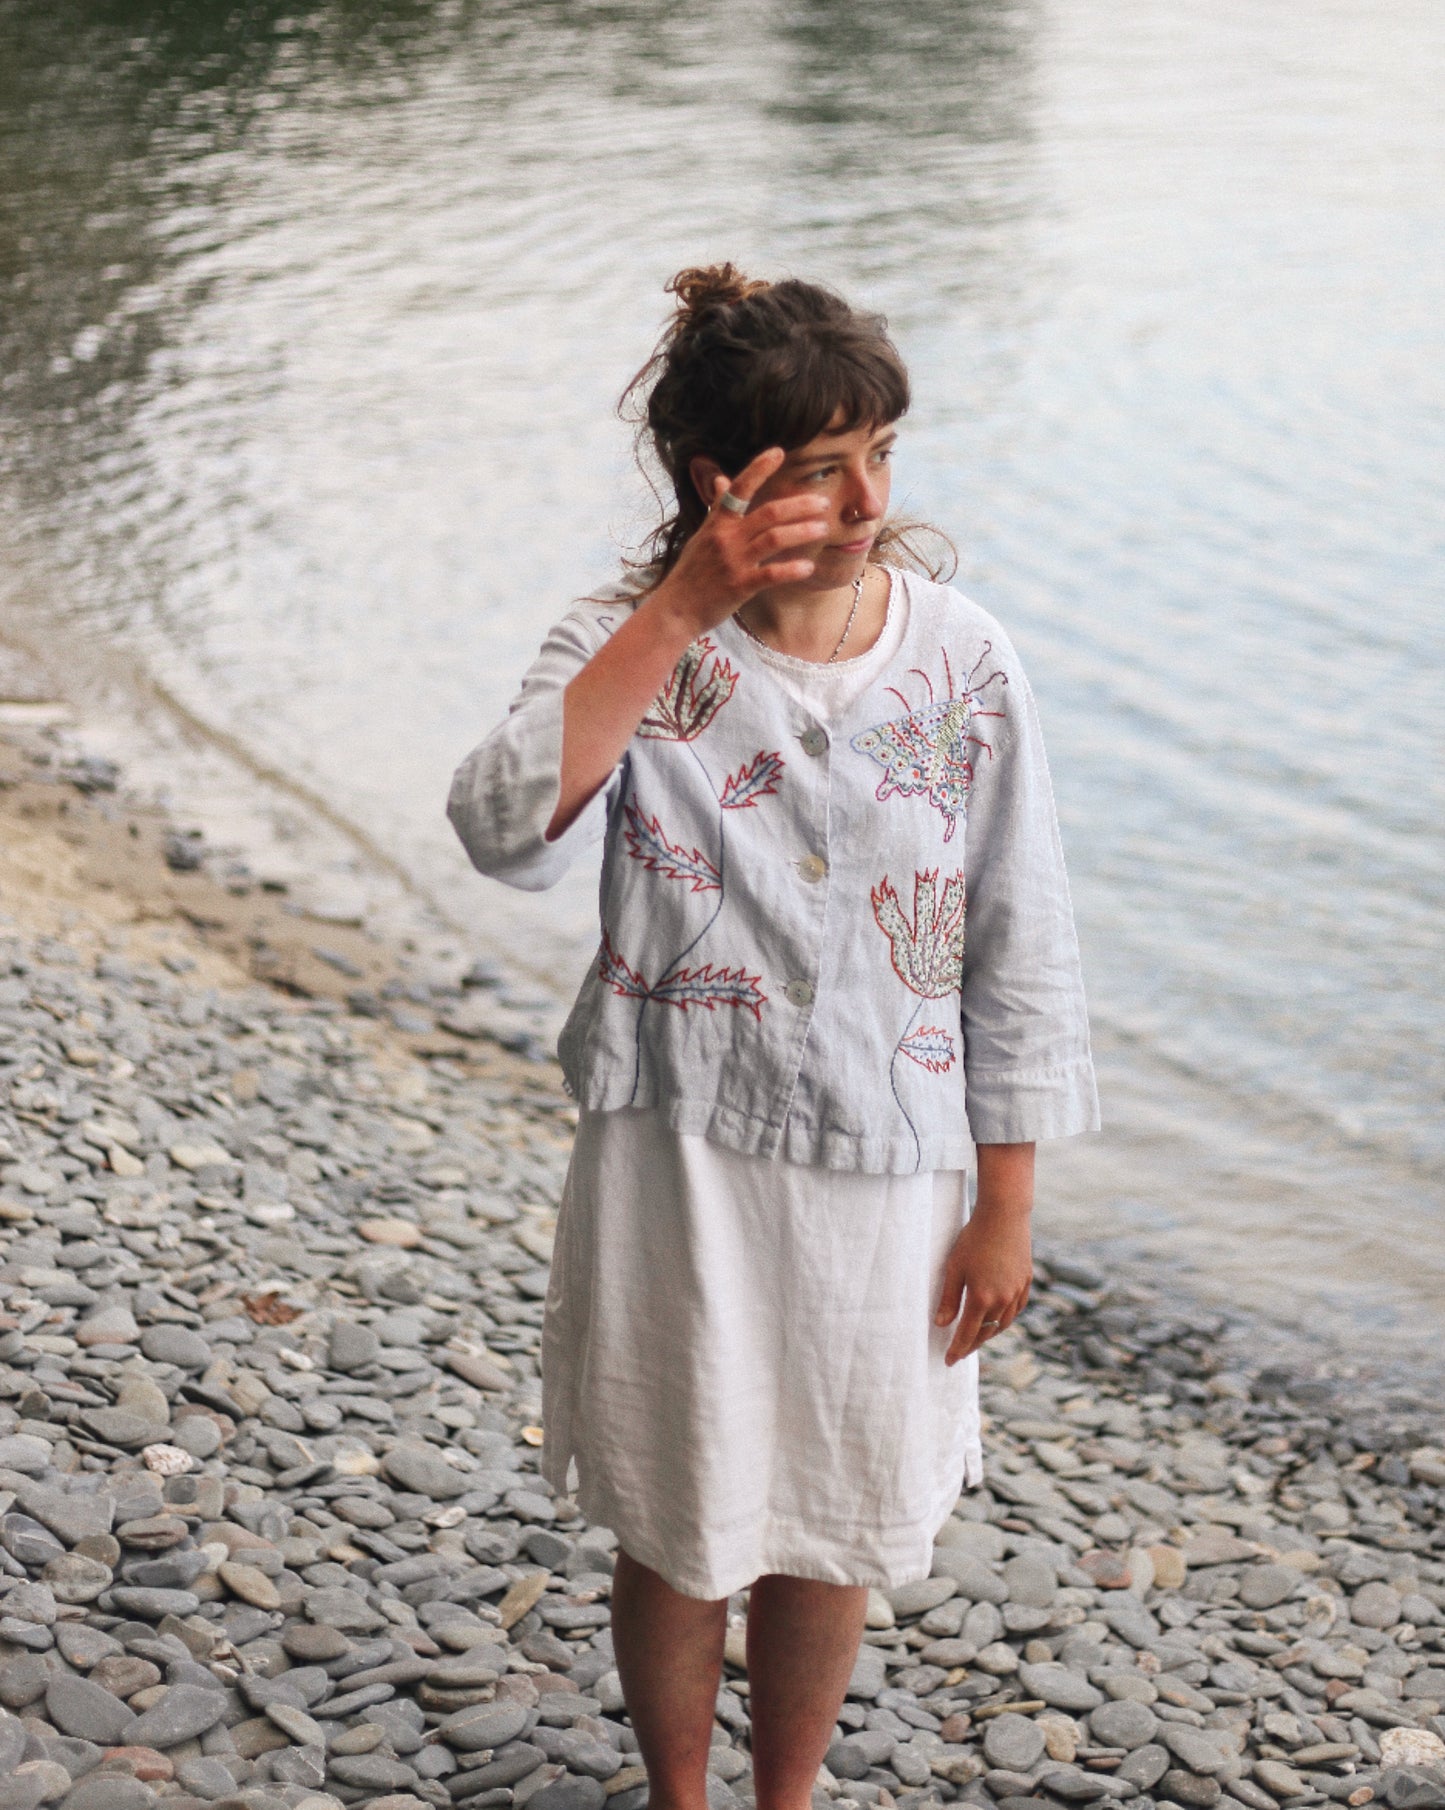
top-left (832, 535), bottom-right (875, 553)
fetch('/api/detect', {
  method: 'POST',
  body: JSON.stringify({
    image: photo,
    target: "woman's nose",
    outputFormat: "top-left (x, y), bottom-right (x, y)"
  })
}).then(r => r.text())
top-left (845, 469), bottom-right (884, 521)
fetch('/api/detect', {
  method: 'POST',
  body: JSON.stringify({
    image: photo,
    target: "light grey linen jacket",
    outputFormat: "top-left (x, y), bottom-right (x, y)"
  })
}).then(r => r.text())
top-left (448, 570), bottom-right (1100, 1174)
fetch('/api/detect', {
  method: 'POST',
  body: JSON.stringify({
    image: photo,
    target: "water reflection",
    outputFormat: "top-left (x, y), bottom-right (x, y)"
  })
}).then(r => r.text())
top-left (2, 0), bottom-right (1443, 1347)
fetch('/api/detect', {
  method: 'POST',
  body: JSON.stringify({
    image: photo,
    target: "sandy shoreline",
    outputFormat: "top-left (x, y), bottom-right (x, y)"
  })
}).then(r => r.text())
top-left (0, 668), bottom-right (1442, 1810)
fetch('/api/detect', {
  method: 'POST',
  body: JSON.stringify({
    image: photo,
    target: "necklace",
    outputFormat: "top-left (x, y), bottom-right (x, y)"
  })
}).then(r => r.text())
top-left (737, 573), bottom-right (864, 664)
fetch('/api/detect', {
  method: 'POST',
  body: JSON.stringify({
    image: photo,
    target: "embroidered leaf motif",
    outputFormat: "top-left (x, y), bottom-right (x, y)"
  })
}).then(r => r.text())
top-left (623, 801), bottom-right (720, 893)
top-left (720, 749), bottom-right (784, 810)
top-left (598, 929), bottom-right (649, 1000)
top-left (899, 1025), bottom-right (957, 1073)
top-left (851, 645), bottom-right (1006, 841)
top-left (871, 869), bottom-right (967, 999)
top-left (637, 636), bottom-right (738, 742)
top-left (650, 964), bottom-right (767, 1020)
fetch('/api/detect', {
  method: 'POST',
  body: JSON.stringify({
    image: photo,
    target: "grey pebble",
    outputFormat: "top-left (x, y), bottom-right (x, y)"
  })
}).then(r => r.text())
top-left (527, 1777), bottom-right (608, 1810)
top-left (982, 1712), bottom-right (1046, 1771)
top-left (45, 1674), bottom-right (137, 1746)
top-left (128, 1683), bottom-right (230, 1748)
top-left (1090, 1697), bottom-right (1160, 1749)
top-left (1017, 1661), bottom-right (1105, 1712)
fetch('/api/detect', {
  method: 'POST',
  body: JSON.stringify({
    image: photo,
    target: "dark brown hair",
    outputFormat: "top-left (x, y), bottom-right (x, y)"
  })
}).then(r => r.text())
top-left (622, 263), bottom-right (955, 582)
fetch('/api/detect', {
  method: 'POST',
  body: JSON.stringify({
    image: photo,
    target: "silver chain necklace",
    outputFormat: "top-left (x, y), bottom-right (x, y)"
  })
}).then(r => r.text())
top-left (737, 573), bottom-right (864, 664)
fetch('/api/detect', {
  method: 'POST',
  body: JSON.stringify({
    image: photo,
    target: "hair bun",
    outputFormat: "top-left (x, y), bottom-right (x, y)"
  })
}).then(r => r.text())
top-left (666, 263), bottom-right (768, 325)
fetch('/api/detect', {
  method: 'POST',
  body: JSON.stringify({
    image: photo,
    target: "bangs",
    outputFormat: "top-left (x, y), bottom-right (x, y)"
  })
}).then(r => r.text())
top-left (739, 336), bottom-right (910, 466)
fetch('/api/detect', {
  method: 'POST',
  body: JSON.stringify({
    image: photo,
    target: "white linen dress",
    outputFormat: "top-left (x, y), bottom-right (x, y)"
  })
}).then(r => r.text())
top-left (540, 577), bottom-right (984, 1602)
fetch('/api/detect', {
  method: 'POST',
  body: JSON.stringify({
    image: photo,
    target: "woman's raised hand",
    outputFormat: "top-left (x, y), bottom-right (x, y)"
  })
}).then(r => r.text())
top-left (654, 447), bottom-right (829, 635)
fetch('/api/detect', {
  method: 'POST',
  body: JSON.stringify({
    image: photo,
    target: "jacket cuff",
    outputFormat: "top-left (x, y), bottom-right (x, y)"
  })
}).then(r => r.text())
top-left (447, 684), bottom-right (607, 892)
top-left (964, 1057), bottom-right (1101, 1144)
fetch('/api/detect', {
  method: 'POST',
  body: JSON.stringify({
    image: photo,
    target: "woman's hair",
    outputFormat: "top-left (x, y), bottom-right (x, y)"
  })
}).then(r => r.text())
top-left (621, 263), bottom-right (956, 582)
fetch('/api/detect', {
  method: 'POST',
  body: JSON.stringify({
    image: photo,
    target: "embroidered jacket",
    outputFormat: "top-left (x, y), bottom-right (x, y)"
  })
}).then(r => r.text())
top-left (448, 570), bottom-right (1100, 1174)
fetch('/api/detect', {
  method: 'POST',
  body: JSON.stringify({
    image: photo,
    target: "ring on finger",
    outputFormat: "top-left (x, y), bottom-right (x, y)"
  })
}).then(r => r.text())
top-left (981, 1319), bottom-right (1002, 1329)
top-left (716, 490), bottom-right (749, 516)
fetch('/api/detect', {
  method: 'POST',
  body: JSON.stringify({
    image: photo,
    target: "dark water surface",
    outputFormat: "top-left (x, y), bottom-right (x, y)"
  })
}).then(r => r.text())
top-left (2, 0), bottom-right (1442, 1352)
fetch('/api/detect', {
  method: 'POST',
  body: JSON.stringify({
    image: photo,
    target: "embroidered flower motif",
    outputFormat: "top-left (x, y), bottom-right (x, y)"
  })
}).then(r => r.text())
top-left (871, 869), bottom-right (966, 998)
top-left (637, 636), bottom-right (738, 742)
top-left (851, 645), bottom-right (1006, 841)
top-left (898, 1025), bottom-right (957, 1073)
top-left (720, 750), bottom-right (784, 810)
top-left (623, 801), bottom-right (721, 893)
top-left (599, 929), bottom-right (766, 1020)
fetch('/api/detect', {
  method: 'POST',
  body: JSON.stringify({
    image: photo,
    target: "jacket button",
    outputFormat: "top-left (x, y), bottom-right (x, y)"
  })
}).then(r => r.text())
top-left (799, 726), bottom-right (828, 756)
top-left (783, 979), bottom-right (815, 1008)
top-left (797, 854), bottom-right (828, 883)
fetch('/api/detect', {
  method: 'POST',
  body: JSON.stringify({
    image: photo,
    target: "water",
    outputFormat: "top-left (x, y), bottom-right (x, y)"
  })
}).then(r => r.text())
top-left (2, 0), bottom-right (1442, 1355)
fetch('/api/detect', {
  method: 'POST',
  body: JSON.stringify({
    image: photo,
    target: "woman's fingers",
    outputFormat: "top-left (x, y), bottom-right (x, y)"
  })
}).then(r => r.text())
top-left (940, 1282), bottom-right (1027, 1365)
top-left (725, 445), bottom-right (789, 506)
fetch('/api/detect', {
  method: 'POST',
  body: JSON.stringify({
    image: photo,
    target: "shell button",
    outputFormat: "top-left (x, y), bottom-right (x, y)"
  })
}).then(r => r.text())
top-left (783, 979), bottom-right (815, 1008)
top-left (797, 854), bottom-right (828, 884)
top-left (799, 726), bottom-right (829, 757)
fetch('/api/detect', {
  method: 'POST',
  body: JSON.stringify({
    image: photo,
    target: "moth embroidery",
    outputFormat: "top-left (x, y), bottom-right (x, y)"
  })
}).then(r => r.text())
top-left (851, 645), bottom-right (1006, 840)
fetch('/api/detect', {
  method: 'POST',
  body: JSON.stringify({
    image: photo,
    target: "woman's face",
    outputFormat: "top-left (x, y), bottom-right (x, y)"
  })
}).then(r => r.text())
top-left (752, 414), bottom-right (897, 593)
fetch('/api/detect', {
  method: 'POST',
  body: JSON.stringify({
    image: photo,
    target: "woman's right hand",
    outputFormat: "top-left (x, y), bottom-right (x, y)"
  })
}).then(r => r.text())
top-left (647, 447), bottom-right (829, 637)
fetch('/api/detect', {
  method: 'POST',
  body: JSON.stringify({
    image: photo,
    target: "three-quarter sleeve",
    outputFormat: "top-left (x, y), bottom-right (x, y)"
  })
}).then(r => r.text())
top-left (959, 628), bottom-right (1101, 1144)
top-left (447, 602), bottom-right (624, 892)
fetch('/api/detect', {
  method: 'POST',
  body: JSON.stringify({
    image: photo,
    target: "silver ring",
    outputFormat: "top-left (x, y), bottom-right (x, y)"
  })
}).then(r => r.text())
top-left (716, 490), bottom-right (749, 516)
top-left (981, 1320), bottom-right (1002, 1329)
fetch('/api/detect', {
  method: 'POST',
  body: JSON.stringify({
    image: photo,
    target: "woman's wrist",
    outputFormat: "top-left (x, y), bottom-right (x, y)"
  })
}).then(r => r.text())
top-left (640, 572), bottom-right (728, 647)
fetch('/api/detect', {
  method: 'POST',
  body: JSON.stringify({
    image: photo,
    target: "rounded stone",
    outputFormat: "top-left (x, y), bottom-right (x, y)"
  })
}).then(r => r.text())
top-left (887, 1576), bottom-right (957, 1619)
top-left (1114, 1743), bottom-right (1171, 1791)
top-left (1352, 1581), bottom-right (1405, 1629)
top-left (983, 1713), bottom-right (1047, 1771)
top-left (1017, 1661), bottom-right (1104, 1712)
top-left (1161, 1726), bottom-right (1240, 1777)
top-left (127, 1682), bottom-right (230, 1748)
top-left (43, 1553), bottom-right (112, 1605)
top-left (381, 1444), bottom-right (469, 1501)
top-left (1237, 1564), bottom-right (1301, 1610)
top-left (139, 1324), bottom-right (212, 1369)
top-left (329, 1321), bottom-right (381, 1372)
top-left (1161, 1768), bottom-right (1223, 1807)
top-left (1003, 1556), bottom-right (1057, 1609)
top-left (45, 1673), bottom-right (138, 1746)
top-left (282, 1624), bottom-right (353, 1662)
top-left (931, 1549), bottom-right (1009, 1602)
top-left (438, 1701), bottom-right (531, 1752)
top-left (1090, 1698), bottom-right (1159, 1750)
top-left (7, 1764), bottom-right (64, 1810)
top-left (219, 1561), bottom-right (281, 1610)
top-left (56, 1777), bottom-right (157, 1810)
top-left (169, 1416), bottom-right (222, 1459)
top-left (266, 1702), bottom-right (326, 1747)
top-left (528, 1778), bottom-right (607, 1810)
top-left (1254, 1760), bottom-right (1309, 1798)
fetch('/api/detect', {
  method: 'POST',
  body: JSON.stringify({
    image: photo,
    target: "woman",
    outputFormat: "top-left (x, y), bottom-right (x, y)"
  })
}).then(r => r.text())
top-left (448, 266), bottom-right (1099, 1810)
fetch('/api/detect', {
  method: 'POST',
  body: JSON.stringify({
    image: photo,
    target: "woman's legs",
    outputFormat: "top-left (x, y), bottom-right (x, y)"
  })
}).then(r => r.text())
top-left (611, 1549), bottom-right (868, 1810)
top-left (746, 1574), bottom-right (869, 1810)
top-left (611, 1548), bottom-right (727, 1810)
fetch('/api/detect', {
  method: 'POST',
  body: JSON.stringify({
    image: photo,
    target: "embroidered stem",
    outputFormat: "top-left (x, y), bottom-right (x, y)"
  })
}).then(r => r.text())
top-left (626, 741), bottom-right (730, 1103)
top-left (888, 998), bottom-right (926, 1175)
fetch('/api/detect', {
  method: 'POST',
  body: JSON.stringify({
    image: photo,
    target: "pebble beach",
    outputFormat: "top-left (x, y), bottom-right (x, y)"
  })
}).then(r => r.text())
top-left (0, 705), bottom-right (1443, 1810)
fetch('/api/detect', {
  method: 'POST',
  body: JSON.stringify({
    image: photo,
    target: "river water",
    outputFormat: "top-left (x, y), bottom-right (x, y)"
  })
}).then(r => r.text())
top-left (2, 0), bottom-right (1442, 1357)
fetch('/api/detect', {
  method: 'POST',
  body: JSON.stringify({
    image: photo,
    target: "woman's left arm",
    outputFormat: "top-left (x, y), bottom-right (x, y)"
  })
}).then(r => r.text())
top-left (934, 1141), bottom-right (1035, 1364)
